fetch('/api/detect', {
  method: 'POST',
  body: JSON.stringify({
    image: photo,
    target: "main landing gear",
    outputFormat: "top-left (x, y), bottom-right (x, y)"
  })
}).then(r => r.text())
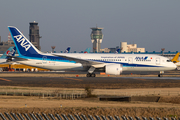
top-left (86, 73), bottom-right (96, 77)
top-left (87, 66), bottom-right (96, 77)
top-left (158, 74), bottom-right (162, 77)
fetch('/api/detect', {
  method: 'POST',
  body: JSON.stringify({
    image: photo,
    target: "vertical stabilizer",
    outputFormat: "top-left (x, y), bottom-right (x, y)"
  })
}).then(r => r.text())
top-left (0, 46), bottom-right (16, 59)
top-left (171, 52), bottom-right (179, 63)
top-left (8, 26), bottom-right (41, 56)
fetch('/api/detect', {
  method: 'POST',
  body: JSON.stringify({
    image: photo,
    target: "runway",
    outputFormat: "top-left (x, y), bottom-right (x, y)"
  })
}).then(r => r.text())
top-left (0, 75), bottom-right (180, 89)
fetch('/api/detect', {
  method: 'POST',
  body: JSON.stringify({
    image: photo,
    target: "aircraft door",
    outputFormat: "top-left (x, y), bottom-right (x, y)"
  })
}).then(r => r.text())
top-left (42, 56), bottom-right (47, 64)
top-left (156, 58), bottom-right (160, 65)
top-left (128, 57), bottom-right (133, 64)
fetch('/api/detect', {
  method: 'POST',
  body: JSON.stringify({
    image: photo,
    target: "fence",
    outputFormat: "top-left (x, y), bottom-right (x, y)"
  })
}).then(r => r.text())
top-left (0, 113), bottom-right (179, 120)
top-left (93, 90), bottom-right (180, 96)
top-left (0, 88), bottom-right (180, 98)
top-left (0, 89), bottom-right (86, 99)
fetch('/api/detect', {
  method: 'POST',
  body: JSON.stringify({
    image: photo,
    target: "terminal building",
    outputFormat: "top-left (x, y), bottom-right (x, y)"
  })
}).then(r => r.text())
top-left (120, 42), bottom-right (145, 53)
top-left (0, 34), bottom-right (15, 54)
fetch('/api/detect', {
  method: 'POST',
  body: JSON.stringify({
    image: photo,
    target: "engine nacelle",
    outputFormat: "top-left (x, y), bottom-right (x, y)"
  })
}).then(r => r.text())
top-left (105, 64), bottom-right (123, 75)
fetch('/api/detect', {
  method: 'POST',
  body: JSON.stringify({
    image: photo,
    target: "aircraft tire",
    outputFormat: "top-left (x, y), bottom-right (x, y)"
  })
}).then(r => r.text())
top-left (91, 73), bottom-right (96, 77)
top-left (158, 74), bottom-right (161, 77)
top-left (86, 73), bottom-right (91, 77)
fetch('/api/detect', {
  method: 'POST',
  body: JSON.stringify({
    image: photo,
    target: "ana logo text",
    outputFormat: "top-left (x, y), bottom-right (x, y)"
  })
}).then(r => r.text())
top-left (135, 56), bottom-right (148, 60)
top-left (14, 35), bottom-right (31, 51)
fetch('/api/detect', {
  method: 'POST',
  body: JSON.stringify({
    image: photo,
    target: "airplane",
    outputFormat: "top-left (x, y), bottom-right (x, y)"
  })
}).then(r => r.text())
top-left (171, 52), bottom-right (179, 63)
top-left (84, 48), bottom-right (91, 53)
top-left (64, 47), bottom-right (71, 53)
top-left (171, 52), bottom-right (180, 70)
top-left (0, 46), bottom-right (16, 64)
top-left (8, 26), bottom-right (176, 77)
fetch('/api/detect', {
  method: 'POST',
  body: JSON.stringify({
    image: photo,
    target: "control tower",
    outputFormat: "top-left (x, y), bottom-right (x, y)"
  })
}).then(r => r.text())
top-left (29, 21), bottom-right (41, 50)
top-left (90, 27), bottom-right (103, 53)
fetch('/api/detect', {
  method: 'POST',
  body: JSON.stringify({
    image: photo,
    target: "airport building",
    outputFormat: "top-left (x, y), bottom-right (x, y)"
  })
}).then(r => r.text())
top-left (0, 34), bottom-right (15, 54)
top-left (121, 42), bottom-right (145, 53)
top-left (0, 22), bottom-right (41, 54)
top-left (29, 21), bottom-right (41, 50)
top-left (90, 27), bottom-right (103, 53)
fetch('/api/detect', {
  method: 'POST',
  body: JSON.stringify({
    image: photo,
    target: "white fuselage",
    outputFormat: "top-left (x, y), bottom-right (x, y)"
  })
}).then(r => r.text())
top-left (14, 53), bottom-right (176, 72)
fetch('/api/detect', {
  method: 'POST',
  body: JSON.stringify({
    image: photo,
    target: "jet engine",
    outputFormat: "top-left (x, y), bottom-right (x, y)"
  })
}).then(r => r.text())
top-left (105, 64), bottom-right (123, 75)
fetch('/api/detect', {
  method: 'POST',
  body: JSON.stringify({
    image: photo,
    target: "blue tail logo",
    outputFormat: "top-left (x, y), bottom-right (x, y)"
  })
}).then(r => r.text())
top-left (1, 46), bottom-right (16, 59)
top-left (8, 26), bottom-right (39, 55)
top-left (64, 47), bottom-right (71, 53)
top-left (14, 35), bottom-right (31, 51)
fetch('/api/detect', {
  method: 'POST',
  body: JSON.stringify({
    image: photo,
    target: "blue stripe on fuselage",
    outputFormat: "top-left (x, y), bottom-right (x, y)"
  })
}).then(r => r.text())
top-left (17, 54), bottom-right (76, 63)
top-left (92, 60), bottom-right (162, 67)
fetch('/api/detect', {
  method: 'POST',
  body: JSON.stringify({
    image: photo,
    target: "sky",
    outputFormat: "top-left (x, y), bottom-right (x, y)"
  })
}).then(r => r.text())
top-left (0, 0), bottom-right (180, 52)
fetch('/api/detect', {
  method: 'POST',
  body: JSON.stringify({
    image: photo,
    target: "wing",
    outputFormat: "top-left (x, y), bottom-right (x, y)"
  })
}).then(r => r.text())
top-left (10, 56), bottom-right (29, 61)
top-left (52, 54), bottom-right (105, 68)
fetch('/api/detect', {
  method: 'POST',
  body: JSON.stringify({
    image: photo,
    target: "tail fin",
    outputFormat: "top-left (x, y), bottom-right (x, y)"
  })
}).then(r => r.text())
top-left (84, 48), bottom-right (91, 53)
top-left (171, 52), bottom-right (179, 63)
top-left (115, 48), bottom-right (120, 53)
top-left (0, 46), bottom-right (16, 59)
top-left (8, 26), bottom-right (41, 56)
top-left (64, 47), bottom-right (71, 53)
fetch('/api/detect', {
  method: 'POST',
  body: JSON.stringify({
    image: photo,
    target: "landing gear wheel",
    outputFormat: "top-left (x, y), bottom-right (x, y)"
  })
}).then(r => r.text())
top-left (86, 73), bottom-right (91, 77)
top-left (86, 73), bottom-right (96, 77)
top-left (91, 73), bottom-right (96, 77)
top-left (158, 74), bottom-right (162, 77)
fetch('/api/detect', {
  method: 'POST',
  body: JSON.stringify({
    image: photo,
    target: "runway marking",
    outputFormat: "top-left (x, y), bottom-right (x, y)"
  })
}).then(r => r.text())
top-left (0, 78), bottom-right (12, 82)
top-left (64, 77), bottom-right (83, 81)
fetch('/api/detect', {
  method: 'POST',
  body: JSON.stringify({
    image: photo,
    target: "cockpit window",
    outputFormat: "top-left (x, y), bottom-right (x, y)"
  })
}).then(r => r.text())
top-left (167, 60), bottom-right (171, 62)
